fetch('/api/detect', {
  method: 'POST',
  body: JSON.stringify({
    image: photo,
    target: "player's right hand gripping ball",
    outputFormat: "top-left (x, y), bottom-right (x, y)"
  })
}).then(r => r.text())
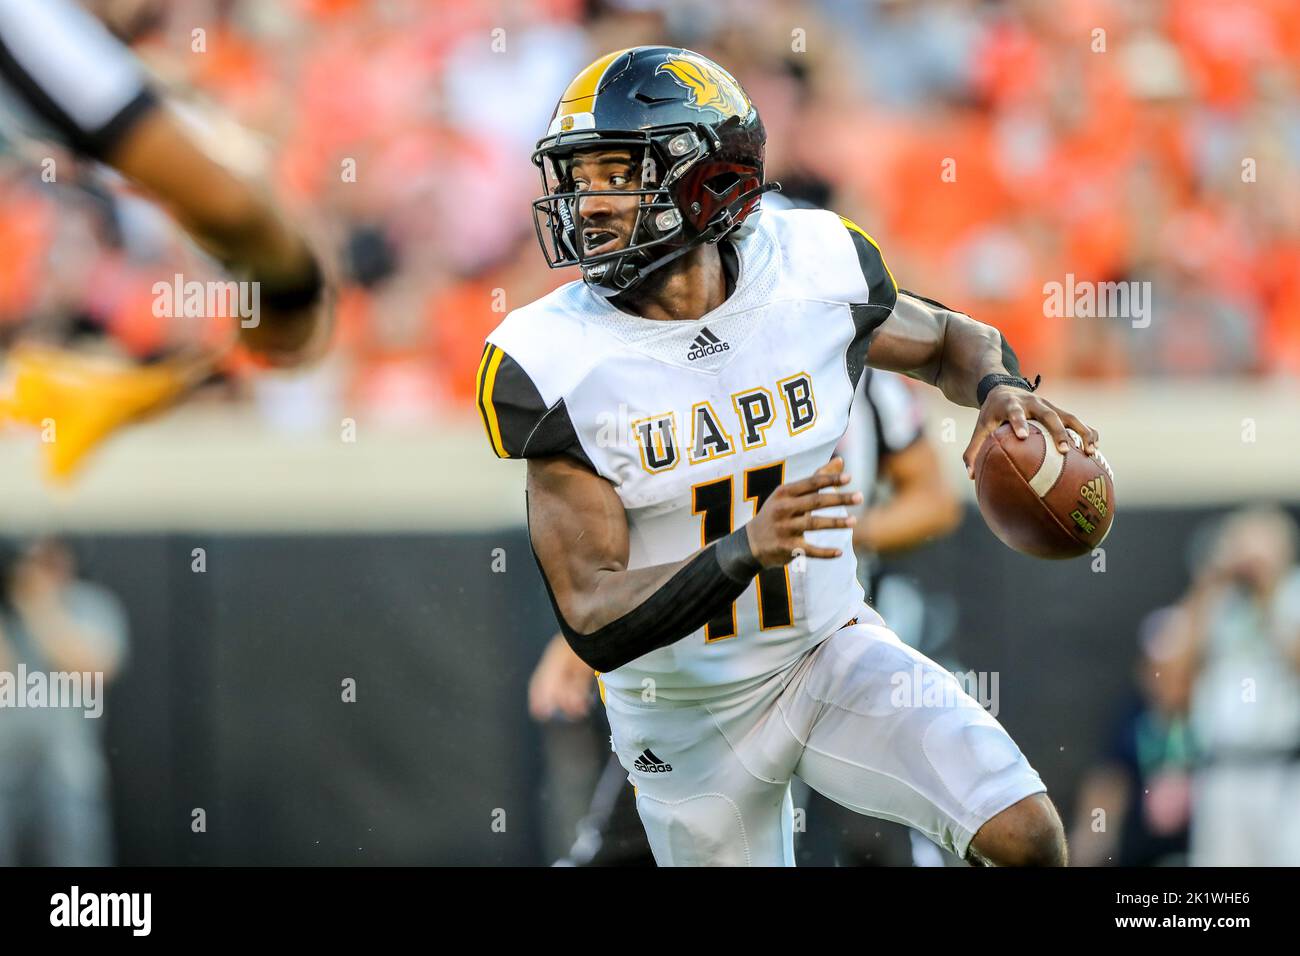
top-left (973, 421), bottom-right (1115, 559)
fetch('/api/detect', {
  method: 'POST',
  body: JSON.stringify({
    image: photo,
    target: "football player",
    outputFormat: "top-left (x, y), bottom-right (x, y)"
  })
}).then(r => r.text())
top-left (479, 47), bottom-right (1100, 866)
top-left (529, 363), bottom-right (964, 867)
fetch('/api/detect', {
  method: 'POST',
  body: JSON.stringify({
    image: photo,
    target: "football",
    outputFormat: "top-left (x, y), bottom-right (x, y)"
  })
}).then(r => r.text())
top-left (974, 421), bottom-right (1116, 559)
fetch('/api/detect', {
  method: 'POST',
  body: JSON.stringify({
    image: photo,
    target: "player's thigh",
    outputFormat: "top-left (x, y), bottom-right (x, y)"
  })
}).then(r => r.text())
top-left (603, 688), bottom-right (795, 867)
top-left (788, 623), bottom-right (1046, 859)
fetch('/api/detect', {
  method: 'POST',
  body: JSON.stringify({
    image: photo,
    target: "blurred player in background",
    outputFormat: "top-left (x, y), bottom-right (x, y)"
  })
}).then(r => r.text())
top-left (1176, 507), bottom-right (1300, 865)
top-left (484, 46), bottom-right (1101, 866)
top-left (1071, 508), bottom-right (1300, 867)
top-left (0, 0), bottom-right (331, 477)
top-left (0, 537), bottom-right (128, 865)
top-left (1068, 605), bottom-right (1196, 867)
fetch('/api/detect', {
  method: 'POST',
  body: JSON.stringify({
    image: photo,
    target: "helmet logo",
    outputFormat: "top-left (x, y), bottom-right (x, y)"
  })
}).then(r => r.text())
top-left (559, 115), bottom-right (575, 131)
top-left (655, 54), bottom-right (751, 119)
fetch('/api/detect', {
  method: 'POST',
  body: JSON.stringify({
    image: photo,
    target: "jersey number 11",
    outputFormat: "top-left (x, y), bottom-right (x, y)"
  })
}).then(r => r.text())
top-left (692, 461), bottom-right (794, 642)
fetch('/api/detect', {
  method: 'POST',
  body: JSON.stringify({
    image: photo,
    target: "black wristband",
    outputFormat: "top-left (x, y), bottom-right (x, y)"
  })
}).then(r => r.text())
top-left (714, 527), bottom-right (763, 582)
top-left (977, 372), bottom-right (1041, 406)
top-left (253, 255), bottom-right (324, 312)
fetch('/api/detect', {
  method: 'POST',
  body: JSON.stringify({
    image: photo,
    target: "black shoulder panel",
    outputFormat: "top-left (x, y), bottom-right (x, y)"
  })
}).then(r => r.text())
top-left (840, 217), bottom-right (898, 390)
top-left (476, 343), bottom-right (593, 468)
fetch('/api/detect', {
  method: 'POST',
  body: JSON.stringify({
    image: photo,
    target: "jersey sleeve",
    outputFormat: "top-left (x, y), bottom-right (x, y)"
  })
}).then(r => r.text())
top-left (837, 215), bottom-right (898, 388)
top-left (0, 0), bottom-right (158, 160)
top-left (475, 342), bottom-right (593, 467)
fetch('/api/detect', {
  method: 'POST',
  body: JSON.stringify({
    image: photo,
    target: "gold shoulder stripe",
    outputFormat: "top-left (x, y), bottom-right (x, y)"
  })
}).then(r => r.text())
top-left (839, 215), bottom-right (898, 295)
top-left (475, 344), bottom-right (509, 458)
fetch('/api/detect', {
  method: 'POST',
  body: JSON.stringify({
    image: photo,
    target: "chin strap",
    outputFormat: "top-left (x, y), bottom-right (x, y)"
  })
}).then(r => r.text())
top-left (588, 182), bottom-right (784, 298)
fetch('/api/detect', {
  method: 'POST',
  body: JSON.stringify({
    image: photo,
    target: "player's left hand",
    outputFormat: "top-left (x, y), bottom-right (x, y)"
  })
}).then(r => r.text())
top-left (962, 385), bottom-right (1100, 479)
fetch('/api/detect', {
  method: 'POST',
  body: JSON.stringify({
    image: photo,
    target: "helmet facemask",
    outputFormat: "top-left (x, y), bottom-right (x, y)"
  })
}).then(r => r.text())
top-left (531, 126), bottom-right (718, 297)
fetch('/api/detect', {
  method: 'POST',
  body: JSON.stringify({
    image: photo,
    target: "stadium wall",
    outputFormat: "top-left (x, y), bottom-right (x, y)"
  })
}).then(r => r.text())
top-left (60, 500), bottom-right (1295, 865)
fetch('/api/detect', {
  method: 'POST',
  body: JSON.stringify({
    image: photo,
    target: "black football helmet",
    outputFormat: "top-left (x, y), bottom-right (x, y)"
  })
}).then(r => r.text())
top-left (531, 46), bottom-right (779, 297)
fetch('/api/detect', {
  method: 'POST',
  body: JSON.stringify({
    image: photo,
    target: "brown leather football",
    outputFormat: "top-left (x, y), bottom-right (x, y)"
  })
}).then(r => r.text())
top-left (973, 421), bottom-right (1115, 559)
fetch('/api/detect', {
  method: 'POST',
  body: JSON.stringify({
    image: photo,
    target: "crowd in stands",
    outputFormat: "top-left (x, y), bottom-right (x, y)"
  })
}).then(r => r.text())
top-left (2, 0), bottom-right (1297, 426)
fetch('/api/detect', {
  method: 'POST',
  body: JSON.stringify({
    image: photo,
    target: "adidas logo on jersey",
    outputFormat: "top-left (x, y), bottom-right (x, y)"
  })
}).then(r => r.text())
top-left (1080, 476), bottom-right (1108, 516)
top-left (687, 327), bottom-right (729, 361)
top-left (633, 749), bottom-right (673, 773)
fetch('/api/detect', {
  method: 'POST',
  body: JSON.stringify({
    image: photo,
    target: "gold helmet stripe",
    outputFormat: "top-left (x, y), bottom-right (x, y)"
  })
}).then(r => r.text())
top-left (556, 47), bottom-right (634, 117)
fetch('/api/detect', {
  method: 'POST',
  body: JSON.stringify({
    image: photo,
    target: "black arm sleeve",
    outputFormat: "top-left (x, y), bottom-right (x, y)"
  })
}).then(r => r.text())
top-left (531, 527), bottom-right (763, 673)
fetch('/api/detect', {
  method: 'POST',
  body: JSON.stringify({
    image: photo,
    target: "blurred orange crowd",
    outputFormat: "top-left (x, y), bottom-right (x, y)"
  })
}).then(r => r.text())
top-left (1, 0), bottom-right (1297, 426)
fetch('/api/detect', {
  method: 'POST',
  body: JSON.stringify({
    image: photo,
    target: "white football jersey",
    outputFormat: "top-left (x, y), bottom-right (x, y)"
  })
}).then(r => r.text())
top-left (479, 207), bottom-right (898, 697)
